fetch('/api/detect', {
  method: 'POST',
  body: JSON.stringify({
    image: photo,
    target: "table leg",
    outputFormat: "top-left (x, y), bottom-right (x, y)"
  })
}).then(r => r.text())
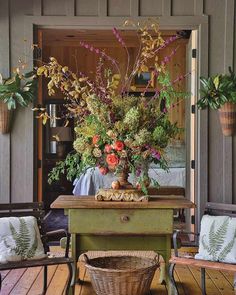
top-left (159, 236), bottom-right (175, 295)
top-left (69, 234), bottom-right (78, 295)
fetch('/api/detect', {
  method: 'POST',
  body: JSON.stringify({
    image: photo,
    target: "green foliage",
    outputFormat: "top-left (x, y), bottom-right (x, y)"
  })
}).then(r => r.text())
top-left (153, 117), bottom-right (180, 148)
top-left (123, 106), bottom-right (140, 131)
top-left (197, 67), bottom-right (236, 110)
top-left (4, 218), bottom-right (38, 260)
top-left (201, 217), bottom-right (236, 261)
top-left (0, 71), bottom-right (37, 110)
top-left (158, 72), bottom-right (188, 108)
top-left (48, 153), bottom-right (82, 184)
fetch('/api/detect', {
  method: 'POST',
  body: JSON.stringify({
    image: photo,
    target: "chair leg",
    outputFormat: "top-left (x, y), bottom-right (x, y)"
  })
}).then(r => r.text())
top-left (65, 263), bottom-right (74, 295)
top-left (43, 265), bottom-right (48, 294)
top-left (200, 268), bottom-right (206, 295)
top-left (169, 263), bottom-right (179, 295)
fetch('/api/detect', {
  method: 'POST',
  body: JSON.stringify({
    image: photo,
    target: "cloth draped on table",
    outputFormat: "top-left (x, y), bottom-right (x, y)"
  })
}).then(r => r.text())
top-left (73, 167), bottom-right (185, 196)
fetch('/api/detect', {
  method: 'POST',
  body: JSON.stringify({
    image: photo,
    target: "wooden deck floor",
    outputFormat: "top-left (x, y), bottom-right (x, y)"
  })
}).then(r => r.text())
top-left (1, 248), bottom-right (235, 295)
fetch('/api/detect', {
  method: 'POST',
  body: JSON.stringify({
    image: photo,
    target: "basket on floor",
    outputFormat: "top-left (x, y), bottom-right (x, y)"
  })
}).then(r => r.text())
top-left (84, 254), bottom-right (159, 295)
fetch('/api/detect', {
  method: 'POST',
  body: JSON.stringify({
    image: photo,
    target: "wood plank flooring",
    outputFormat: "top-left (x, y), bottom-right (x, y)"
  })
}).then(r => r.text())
top-left (1, 248), bottom-right (235, 295)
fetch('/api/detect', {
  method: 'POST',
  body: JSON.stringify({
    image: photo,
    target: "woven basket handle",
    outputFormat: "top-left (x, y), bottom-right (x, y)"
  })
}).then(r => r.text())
top-left (154, 253), bottom-right (160, 263)
top-left (83, 253), bottom-right (90, 264)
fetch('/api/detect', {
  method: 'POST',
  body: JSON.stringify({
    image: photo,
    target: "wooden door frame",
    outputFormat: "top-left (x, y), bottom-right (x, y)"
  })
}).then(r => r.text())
top-left (24, 15), bottom-right (209, 230)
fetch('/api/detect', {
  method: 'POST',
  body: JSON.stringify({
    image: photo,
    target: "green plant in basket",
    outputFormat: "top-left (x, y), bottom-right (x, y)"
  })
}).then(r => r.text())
top-left (197, 67), bottom-right (236, 136)
top-left (197, 68), bottom-right (236, 110)
top-left (0, 70), bottom-right (37, 110)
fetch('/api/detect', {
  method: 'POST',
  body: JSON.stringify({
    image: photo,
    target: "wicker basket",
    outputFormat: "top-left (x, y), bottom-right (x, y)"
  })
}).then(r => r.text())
top-left (0, 101), bottom-right (13, 134)
top-left (84, 254), bottom-right (159, 295)
top-left (218, 102), bottom-right (236, 136)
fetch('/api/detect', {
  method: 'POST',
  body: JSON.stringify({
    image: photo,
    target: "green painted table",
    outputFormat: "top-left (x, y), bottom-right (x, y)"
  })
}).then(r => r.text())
top-left (51, 195), bottom-right (195, 295)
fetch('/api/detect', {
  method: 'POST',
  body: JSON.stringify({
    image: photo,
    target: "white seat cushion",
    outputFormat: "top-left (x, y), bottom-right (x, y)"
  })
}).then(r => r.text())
top-left (0, 216), bottom-right (46, 263)
top-left (195, 215), bottom-right (236, 263)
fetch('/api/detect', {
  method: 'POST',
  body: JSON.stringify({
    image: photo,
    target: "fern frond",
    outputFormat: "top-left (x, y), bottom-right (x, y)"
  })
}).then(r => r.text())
top-left (218, 229), bottom-right (236, 261)
top-left (8, 218), bottom-right (32, 259)
top-left (218, 239), bottom-right (235, 261)
top-left (213, 217), bottom-right (229, 251)
top-left (201, 235), bottom-right (210, 253)
top-left (201, 218), bottom-right (231, 261)
top-left (27, 227), bottom-right (38, 258)
top-left (9, 221), bottom-right (19, 241)
top-left (207, 221), bottom-right (218, 258)
top-left (17, 218), bottom-right (31, 258)
top-left (207, 218), bottom-right (229, 259)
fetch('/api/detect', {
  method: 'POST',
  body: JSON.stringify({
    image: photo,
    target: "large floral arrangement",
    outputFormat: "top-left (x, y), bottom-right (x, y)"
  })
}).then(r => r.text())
top-left (37, 20), bottom-right (188, 193)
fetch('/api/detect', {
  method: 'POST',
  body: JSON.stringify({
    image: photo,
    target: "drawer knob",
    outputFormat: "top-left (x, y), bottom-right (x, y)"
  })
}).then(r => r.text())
top-left (121, 215), bottom-right (130, 222)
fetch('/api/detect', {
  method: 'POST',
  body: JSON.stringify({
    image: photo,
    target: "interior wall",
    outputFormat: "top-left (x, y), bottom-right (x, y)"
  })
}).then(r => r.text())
top-left (42, 34), bottom-right (187, 135)
top-left (0, 0), bottom-right (235, 211)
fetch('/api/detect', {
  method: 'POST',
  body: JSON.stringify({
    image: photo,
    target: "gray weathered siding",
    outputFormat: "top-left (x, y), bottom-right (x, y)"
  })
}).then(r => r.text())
top-left (0, 0), bottom-right (235, 216)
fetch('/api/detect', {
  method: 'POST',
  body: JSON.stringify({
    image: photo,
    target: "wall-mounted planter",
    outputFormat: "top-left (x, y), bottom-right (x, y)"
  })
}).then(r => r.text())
top-left (0, 101), bottom-right (13, 134)
top-left (218, 102), bottom-right (236, 136)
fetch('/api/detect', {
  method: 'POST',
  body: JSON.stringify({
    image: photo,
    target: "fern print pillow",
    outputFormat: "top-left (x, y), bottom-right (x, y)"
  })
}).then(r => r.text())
top-left (195, 215), bottom-right (236, 263)
top-left (0, 216), bottom-right (46, 263)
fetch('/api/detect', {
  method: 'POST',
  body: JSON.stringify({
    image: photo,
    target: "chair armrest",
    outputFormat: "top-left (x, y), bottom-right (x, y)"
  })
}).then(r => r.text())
top-left (173, 230), bottom-right (199, 257)
top-left (45, 229), bottom-right (71, 258)
top-left (46, 229), bottom-right (68, 238)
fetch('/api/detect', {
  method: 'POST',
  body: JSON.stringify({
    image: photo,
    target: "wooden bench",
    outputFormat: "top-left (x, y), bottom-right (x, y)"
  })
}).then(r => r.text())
top-left (169, 202), bottom-right (236, 295)
top-left (0, 202), bottom-right (74, 295)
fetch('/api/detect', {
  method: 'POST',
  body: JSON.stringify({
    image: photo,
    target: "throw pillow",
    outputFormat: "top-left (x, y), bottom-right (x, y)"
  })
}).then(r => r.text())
top-left (0, 216), bottom-right (47, 263)
top-left (195, 215), bottom-right (236, 263)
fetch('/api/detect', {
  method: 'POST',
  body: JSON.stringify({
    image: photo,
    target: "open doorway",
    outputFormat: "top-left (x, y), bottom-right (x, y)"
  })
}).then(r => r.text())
top-left (186, 30), bottom-right (198, 233)
top-left (35, 28), bottom-right (198, 231)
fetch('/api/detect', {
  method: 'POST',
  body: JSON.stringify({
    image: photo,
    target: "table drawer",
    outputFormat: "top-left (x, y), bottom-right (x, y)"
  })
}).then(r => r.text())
top-left (69, 209), bottom-right (173, 234)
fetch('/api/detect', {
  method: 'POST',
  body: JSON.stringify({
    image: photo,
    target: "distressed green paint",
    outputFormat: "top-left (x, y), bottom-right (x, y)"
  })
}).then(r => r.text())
top-left (69, 208), bottom-right (173, 234)
top-left (67, 207), bottom-right (174, 295)
top-left (75, 235), bottom-right (170, 253)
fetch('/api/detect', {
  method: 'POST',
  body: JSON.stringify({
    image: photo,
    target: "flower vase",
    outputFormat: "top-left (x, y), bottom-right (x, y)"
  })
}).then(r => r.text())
top-left (95, 162), bottom-right (149, 202)
top-left (116, 162), bottom-right (133, 189)
top-left (116, 170), bottom-right (132, 189)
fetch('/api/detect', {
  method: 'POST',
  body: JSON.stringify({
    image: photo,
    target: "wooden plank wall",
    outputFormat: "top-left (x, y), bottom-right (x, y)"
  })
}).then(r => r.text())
top-left (0, 0), bottom-right (235, 217)
top-left (0, 0), bottom-right (11, 203)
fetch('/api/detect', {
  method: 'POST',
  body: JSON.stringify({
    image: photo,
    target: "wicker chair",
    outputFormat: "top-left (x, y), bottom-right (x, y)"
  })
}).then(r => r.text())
top-left (169, 202), bottom-right (236, 295)
top-left (0, 202), bottom-right (74, 295)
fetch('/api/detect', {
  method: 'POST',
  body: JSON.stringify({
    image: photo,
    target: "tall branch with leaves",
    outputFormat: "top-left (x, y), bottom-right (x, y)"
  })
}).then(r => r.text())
top-left (36, 20), bottom-right (188, 192)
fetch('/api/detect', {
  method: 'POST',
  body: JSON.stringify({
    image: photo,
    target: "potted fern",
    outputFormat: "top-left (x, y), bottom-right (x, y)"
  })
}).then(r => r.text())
top-left (197, 67), bottom-right (236, 136)
top-left (0, 70), bottom-right (37, 134)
